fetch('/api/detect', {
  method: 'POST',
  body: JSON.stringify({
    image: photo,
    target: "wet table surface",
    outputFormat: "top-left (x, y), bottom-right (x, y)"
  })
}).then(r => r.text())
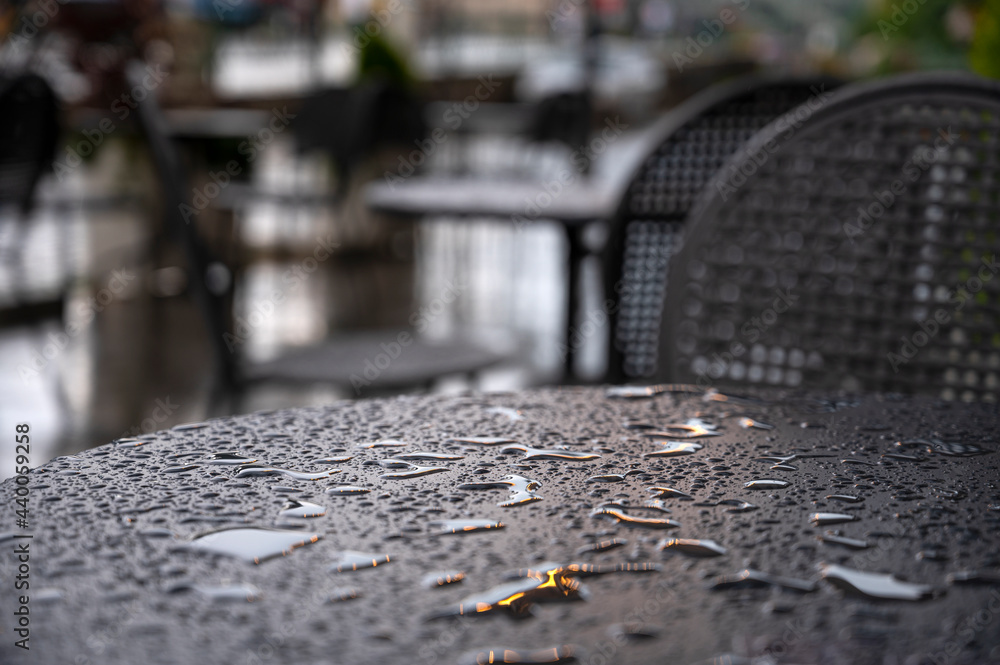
top-left (2, 386), bottom-right (999, 665)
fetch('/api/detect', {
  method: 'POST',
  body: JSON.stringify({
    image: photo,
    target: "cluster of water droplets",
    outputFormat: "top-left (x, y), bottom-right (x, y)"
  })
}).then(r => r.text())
top-left (5, 386), bottom-right (998, 664)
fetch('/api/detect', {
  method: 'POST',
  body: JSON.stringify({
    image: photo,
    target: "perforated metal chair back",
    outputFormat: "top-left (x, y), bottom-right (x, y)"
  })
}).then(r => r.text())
top-left (603, 76), bottom-right (839, 382)
top-left (0, 73), bottom-right (59, 214)
top-left (660, 72), bottom-right (1000, 401)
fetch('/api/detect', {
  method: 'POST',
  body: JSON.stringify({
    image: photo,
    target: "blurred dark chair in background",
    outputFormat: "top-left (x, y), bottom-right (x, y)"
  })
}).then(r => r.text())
top-left (661, 72), bottom-right (1000, 401)
top-left (294, 82), bottom-right (426, 197)
top-left (0, 71), bottom-right (62, 327)
top-left (528, 89), bottom-right (592, 155)
top-left (602, 75), bottom-right (841, 383)
top-left (126, 61), bottom-right (504, 408)
top-left (0, 73), bottom-right (59, 216)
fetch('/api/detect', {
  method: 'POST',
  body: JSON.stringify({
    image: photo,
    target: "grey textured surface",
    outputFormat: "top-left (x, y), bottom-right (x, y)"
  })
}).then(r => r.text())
top-left (1, 386), bottom-right (998, 665)
top-left (246, 334), bottom-right (506, 389)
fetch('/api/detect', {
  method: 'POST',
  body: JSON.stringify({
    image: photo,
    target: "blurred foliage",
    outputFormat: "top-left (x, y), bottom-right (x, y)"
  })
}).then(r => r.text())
top-left (356, 30), bottom-right (415, 89)
top-left (852, 0), bottom-right (976, 73)
top-left (969, 0), bottom-right (1000, 77)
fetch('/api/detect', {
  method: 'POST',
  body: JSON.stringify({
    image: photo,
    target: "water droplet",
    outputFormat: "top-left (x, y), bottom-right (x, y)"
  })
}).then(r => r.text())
top-left (555, 562), bottom-right (661, 576)
top-left (643, 500), bottom-right (673, 514)
top-left (379, 459), bottom-right (449, 479)
top-left (932, 487), bottom-right (967, 500)
top-left (591, 507), bottom-right (681, 530)
top-left (235, 465), bottom-right (341, 481)
top-left (185, 528), bottom-right (321, 564)
top-left (325, 587), bottom-right (361, 602)
top-left (810, 513), bottom-right (857, 526)
top-left (659, 538), bottom-right (727, 557)
top-left (586, 471), bottom-right (639, 483)
top-left (825, 494), bottom-right (863, 503)
top-left (916, 547), bottom-right (948, 562)
top-left (395, 452), bottom-right (465, 461)
top-left (709, 569), bottom-right (816, 593)
top-left (457, 645), bottom-right (580, 665)
top-left (329, 551), bottom-right (391, 572)
top-left (738, 417), bottom-right (774, 430)
top-left (325, 486), bottom-right (371, 496)
top-left (576, 538), bottom-right (626, 555)
top-left (429, 565), bottom-right (584, 618)
top-left (459, 475), bottom-right (542, 507)
top-left (818, 532), bottom-right (869, 549)
top-left (818, 563), bottom-right (933, 600)
top-left (314, 456), bottom-right (353, 464)
top-left (452, 437), bottom-right (517, 446)
top-left (430, 519), bottom-right (505, 535)
top-left (166, 422), bottom-right (205, 433)
top-left (279, 500), bottom-right (326, 518)
top-left (486, 407), bottom-right (524, 421)
top-left (357, 439), bottom-right (407, 449)
top-left (368, 458), bottom-right (411, 469)
top-left (882, 453), bottom-right (924, 462)
top-left (647, 487), bottom-right (692, 500)
top-left (898, 439), bottom-right (993, 457)
top-left (718, 499), bottom-right (758, 513)
top-left (946, 570), bottom-right (1000, 585)
top-left (501, 445), bottom-right (600, 461)
top-left (645, 418), bottom-right (721, 439)
top-left (703, 389), bottom-right (768, 406)
top-left (423, 571), bottom-right (466, 588)
top-left (933, 441), bottom-right (993, 456)
top-left (644, 441), bottom-right (703, 457)
top-left (164, 464), bottom-right (200, 473)
top-left (744, 479), bottom-right (790, 490)
top-left (208, 453), bottom-right (257, 465)
top-left (606, 385), bottom-right (665, 398)
top-left (756, 454), bottom-right (797, 465)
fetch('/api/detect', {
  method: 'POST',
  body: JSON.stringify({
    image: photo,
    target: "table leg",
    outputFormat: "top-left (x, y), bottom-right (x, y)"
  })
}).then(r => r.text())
top-left (563, 225), bottom-right (588, 382)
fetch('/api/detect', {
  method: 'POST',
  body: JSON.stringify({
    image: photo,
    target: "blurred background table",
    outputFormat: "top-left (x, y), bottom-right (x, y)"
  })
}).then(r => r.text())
top-left (2, 385), bottom-right (997, 665)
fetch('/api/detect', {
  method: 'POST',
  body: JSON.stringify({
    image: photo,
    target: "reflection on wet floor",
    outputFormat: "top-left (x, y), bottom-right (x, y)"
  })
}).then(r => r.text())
top-left (0, 135), bottom-right (606, 478)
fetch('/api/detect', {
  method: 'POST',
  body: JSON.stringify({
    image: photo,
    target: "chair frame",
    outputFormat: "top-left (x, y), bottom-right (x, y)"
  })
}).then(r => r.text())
top-left (602, 74), bottom-right (841, 383)
top-left (659, 71), bottom-right (1000, 399)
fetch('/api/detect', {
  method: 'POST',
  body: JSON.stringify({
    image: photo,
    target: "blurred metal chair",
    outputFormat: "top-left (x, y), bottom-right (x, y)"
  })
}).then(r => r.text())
top-left (293, 82), bottom-right (426, 197)
top-left (602, 75), bottom-right (840, 383)
top-left (0, 73), bottom-right (59, 216)
top-left (125, 62), bottom-right (504, 407)
top-left (660, 71), bottom-right (1000, 401)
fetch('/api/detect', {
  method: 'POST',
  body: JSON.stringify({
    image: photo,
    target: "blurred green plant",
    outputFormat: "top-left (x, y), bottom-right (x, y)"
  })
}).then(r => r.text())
top-left (969, 0), bottom-right (1000, 77)
top-left (356, 30), bottom-right (415, 89)
top-left (852, 0), bottom-right (975, 73)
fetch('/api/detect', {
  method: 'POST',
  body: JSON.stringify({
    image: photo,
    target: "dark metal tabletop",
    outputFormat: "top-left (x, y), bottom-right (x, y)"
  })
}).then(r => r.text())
top-left (2, 386), bottom-right (998, 665)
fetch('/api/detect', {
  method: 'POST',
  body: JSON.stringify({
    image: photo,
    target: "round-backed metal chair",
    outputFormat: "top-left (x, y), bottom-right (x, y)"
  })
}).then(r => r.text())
top-left (660, 71), bottom-right (1000, 401)
top-left (603, 75), bottom-right (840, 383)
